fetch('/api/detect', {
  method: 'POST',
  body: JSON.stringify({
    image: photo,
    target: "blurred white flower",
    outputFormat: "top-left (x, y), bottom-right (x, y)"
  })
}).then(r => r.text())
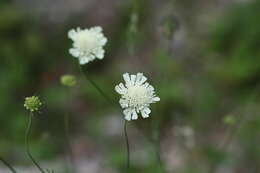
top-left (68, 26), bottom-right (107, 65)
top-left (115, 73), bottom-right (160, 121)
top-left (175, 126), bottom-right (195, 148)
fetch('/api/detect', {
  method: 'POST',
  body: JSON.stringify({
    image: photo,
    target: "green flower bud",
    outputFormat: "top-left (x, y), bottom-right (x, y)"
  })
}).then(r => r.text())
top-left (223, 115), bottom-right (236, 125)
top-left (24, 96), bottom-right (42, 112)
top-left (60, 74), bottom-right (76, 87)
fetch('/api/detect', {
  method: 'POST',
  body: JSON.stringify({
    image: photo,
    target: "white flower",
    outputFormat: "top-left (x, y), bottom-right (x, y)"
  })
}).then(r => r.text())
top-left (175, 126), bottom-right (195, 148)
top-left (68, 26), bottom-right (107, 65)
top-left (115, 73), bottom-right (160, 121)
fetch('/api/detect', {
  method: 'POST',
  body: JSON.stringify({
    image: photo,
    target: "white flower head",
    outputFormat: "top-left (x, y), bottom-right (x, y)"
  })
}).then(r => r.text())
top-left (115, 73), bottom-right (160, 121)
top-left (68, 26), bottom-right (107, 65)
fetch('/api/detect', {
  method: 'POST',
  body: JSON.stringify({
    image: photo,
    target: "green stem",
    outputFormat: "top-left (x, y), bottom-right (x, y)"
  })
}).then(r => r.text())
top-left (0, 156), bottom-right (17, 173)
top-left (79, 65), bottom-right (131, 170)
top-left (155, 134), bottom-right (165, 173)
top-left (64, 113), bottom-right (77, 173)
top-left (79, 66), bottom-right (114, 107)
top-left (139, 127), bottom-right (165, 172)
top-left (124, 121), bottom-right (130, 169)
top-left (209, 87), bottom-right (260, 173)
top-left (26, 113), bottom-right (45, 173)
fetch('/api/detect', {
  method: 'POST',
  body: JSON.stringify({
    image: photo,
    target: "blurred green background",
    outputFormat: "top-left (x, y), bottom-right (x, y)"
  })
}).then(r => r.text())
top-left (0, 0), bottom-right (260, 172)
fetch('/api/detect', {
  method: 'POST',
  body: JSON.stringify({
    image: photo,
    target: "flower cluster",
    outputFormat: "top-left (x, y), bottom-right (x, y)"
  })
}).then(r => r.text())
top-left (68, 26), bottom-right (107, 65)
top-left (24, 96), bottom-right (42, 112)
top-left (68, 26), bottom-right (160, 121)
top-left (115, 73), bottom-right (160, 121)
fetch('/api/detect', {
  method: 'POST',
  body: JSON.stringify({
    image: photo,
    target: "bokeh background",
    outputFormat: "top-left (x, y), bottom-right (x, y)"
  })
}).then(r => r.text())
top-left (1, 0), bottom-right (260, 172)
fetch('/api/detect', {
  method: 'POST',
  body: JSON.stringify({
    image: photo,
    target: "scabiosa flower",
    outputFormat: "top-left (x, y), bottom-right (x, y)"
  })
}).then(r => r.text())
top-left (115, 73), bottom-right (160, 121)
top-left (24, 96), bottom-right (42, 112)
top-left (68, 26), bottom-right (107, 65)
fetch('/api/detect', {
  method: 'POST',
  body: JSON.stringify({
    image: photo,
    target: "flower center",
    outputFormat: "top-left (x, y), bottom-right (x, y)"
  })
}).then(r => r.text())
top-left (76, 32), bottom-right (98, 52)
top-left (126, 86), bottom-right (150, 107)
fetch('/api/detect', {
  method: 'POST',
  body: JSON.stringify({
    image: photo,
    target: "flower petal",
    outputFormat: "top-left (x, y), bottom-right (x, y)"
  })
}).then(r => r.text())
top-left (69, 48), bottom-right (80, 57)
top-left (100, 37), bottom-right (107, 45)
top-left (79, 57), bottom-right (89, 64)
top-left (68, 29), bottom-right (77, 39)
top-left (131, 110), bottom-right (138, 120)
top-left (91, 26), bottom-right (102, 32)
top-left (115, 83), bottom-right (127, 95)
top-left (152, 97), bottom-right (160, 102)
top-left (123, 73), bottom-right (131, 86)
top-left (123, 109), bottom-right (132, 121)
top-left (95, 49), bottom-right (104, 59)
top-left (130, 74), bottom-right (137, 85)
top-left (141, 107), bottom-right (151, 118)
top-left (119, 98), bottom-right (128, 108)
top-left (142, 82), bottom-right (149, 88)
top-left (136, 73), bottom-right (147, 85)
top-left (148, 85), bottom-right (154, 91)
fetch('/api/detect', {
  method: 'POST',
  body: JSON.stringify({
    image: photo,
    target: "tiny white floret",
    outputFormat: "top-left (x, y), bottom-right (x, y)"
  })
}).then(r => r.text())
top-left (68, 26), bottom-right (107, 65)
top-left (115, 73), bottom-right (160, 121)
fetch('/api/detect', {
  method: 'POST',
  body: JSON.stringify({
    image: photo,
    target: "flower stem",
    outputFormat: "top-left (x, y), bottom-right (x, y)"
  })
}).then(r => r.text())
top-left (124, 121), bottom-right (130, 169)
top-left (26, 113), bottom-right (45, 173)
top-left (79, 66), bottom-right (114, 107)
top-left (0, 156), bottom-right (17, 173)
top-left (155, 138), bottom-right (165, 172)
top-left (155, 120), bottom-right (166, 173)
top-left (135, 125), bottom-right (165, 172)
top-left (79, 65), bottom-right (131, 170)
top-left (64, 113), bottom-right (77, 173)
top-left (209, 87), bottom-right (260, 173)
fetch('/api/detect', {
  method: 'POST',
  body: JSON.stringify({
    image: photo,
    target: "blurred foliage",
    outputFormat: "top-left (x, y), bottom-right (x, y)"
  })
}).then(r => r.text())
top-left (0, 0), bottom-right (260, 172)
top-left (208, 0), bottom-right (260, 87)
top-left (0, 2), bottom-right (70, 162)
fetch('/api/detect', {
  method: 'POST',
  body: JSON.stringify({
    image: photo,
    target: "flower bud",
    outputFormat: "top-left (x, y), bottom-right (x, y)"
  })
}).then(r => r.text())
top-left (24, 96), bottom-right (42, 112)
top-left (223, 115), bottom-right (236, 125)
top-left (60, 74), bottom-right (76, 87)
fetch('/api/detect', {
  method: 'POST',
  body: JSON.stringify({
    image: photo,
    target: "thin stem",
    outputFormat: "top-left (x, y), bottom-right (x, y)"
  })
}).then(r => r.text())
top-left (0, 156), bottom-right (17, 173)
top-left (79, 65), bottom-right (131, 169)
top-left (208, 112), bottom-right (247, 173)
top-left (79, 66), bottom-right (114, 107)
top-left (155, 136), bottom-right (165, 173)
top-left (133, 125), bottom-right (165, 172)
top-left (153, 114), bottom-right (166, 173)
top-left (26, 113), bottom-right (45, 173)
top-left (124, 121), bottom-right (130, 169)
top-left (64, 113), bottom-right (77, 173)
top-left (209, 86), bottom-right (260, 173)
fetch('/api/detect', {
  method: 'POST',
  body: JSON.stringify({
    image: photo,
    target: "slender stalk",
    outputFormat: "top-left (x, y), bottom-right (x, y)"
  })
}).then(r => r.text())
top-left (79, 65), bottom-right (131, 169)
top-left (137, 126), bottom-right (165, 172)
top-left (26, 113), bottom-right (45, 173)
top-left (79, 66), bottom-right (114, 107)
top-left (209, 87), bottom-right (260, 173)
top-left (0, 156), bottom-right (17, 173)
top-left (153, 113), bottom-right (166, 173)
top-left (208, 112), bottom-right (247, 173)
top-left (64, 113), bottom-right (77, 173)
top-left (124, 121), bottom-right (130, 169)
top-left (155, 135), bottom-right (165, 173)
